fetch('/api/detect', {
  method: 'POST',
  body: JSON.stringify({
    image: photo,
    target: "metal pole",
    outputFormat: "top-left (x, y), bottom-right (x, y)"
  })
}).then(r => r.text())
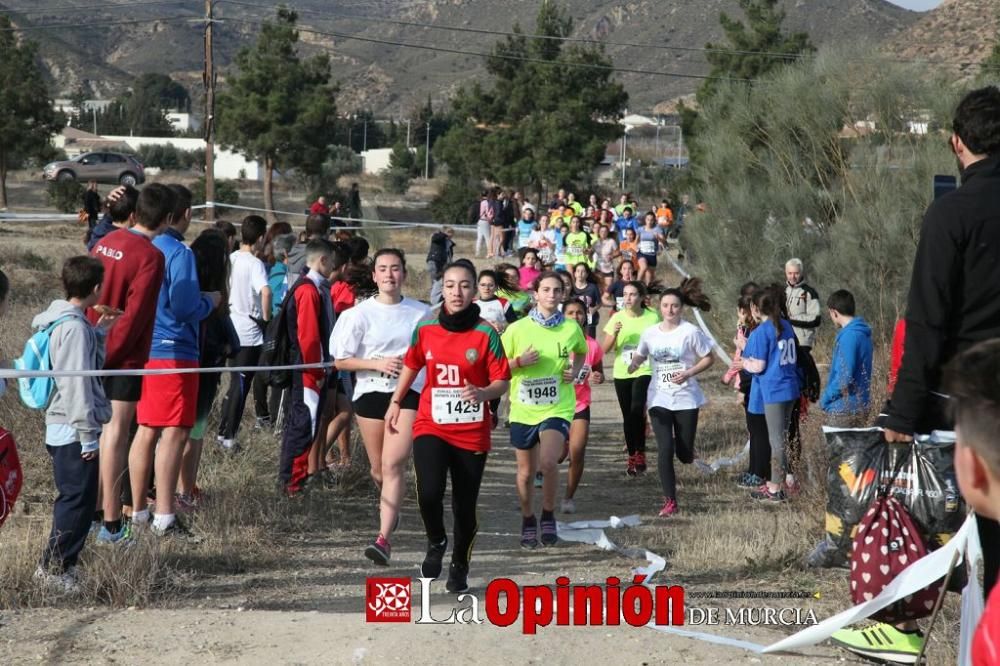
top-left (620, 129), bottom-right (627, 191)
top-left (677, 125), bottom-right (683, 168)
top-left (92, 107), bottom-right (97, 135)
top-left (424, 121), bottom-right (430, 179)
top-left (406, 119), bottom-right (411, 148)
top-left (203, 0), bottom-right (216, 221)
top-left (363, 120), bottom-right (368, 152)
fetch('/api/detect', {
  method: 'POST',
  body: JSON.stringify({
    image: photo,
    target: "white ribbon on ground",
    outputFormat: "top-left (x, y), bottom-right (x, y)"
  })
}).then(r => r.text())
top-left (556, 515), bottom-right (666, 582)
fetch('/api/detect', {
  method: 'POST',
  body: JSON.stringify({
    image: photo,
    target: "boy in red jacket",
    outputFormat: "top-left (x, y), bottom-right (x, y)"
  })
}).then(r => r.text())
top-left (89, 184), bottom-right (170, 542)
top-left (946, 341), bottom-right (1000, 665)
top-left (279, 239), bottom-right (346, 495)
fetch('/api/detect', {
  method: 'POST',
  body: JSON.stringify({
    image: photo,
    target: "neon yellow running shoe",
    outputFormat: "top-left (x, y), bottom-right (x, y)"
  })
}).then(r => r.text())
top-left (830, 623), bottom-right (924, 664)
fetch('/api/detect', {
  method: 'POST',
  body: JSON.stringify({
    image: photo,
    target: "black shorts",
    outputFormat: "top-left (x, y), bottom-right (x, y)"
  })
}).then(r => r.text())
top-left (103, 375), bottom-right (142, 402)
top-left (574, 406), bottom-right (591, 421)
top-left (353, 390), bottom-right (420, 420)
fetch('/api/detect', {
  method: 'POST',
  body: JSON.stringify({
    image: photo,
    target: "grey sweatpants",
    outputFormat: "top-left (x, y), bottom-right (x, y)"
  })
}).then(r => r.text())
top-left (764, 400), bottom-right (795, 483)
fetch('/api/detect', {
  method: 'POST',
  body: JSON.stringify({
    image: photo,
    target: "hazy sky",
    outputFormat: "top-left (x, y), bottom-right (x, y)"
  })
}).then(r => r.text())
top-left (886, 0), bottom-right (944, 10)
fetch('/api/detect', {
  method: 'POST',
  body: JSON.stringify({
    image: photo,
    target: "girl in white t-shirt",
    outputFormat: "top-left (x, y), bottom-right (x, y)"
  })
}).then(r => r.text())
top-left (331, 249), bottom-right (430, 565)
top-left (628, 279), bottom-right (714, 518)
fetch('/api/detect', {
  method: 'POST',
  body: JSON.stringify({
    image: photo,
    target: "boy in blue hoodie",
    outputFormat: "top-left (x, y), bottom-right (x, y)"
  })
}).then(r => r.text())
top-left (820, 289), bottom-right (873, 426)
top-left (33, 256), bottom-right (120, 592)
top-left (130, 185), bottom-right (220, 537)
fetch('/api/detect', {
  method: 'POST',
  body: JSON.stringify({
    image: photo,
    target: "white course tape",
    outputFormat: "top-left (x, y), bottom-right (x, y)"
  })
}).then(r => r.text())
top-left (193, 202), bottom-right (478, 233)
top-left (556, 515), bottom-right (667, 587)
top-left (0, 361), bottom-right (334, 380)
top-left (762, 512), bottom-right (976, 654)
top-left (662, 250), bottom-right (732, 366)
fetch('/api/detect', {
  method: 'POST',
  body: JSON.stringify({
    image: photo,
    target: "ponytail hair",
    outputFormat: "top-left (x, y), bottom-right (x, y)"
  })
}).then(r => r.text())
top-left (492, 263), bottom-right (522, 293)
top-left (752, 283), bottom-right (786, 335)
top-left (659, 277), bottom-right (711, 312)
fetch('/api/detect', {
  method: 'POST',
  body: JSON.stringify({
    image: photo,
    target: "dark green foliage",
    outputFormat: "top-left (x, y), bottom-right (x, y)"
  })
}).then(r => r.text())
top-left (431, 175), bottom-right (481, 226)
top-left (216, 7), bottom-right (339, 213)
top-left (305, 145), bottom-right (360, 205)
top-left (191, 177), bottom-right (240, 206)
top-left (0, 16), bottom-right (65, 207)
top-left (135, 144), bottom-right (202, 170)
top-left (699, 0), bottom-right (814, 103)
top-left (435, 1), bottom-right (627, 204)
top-left (683, 47), bottom-right (961, 344)
top-left (46, 180), bottom-right (85, 213)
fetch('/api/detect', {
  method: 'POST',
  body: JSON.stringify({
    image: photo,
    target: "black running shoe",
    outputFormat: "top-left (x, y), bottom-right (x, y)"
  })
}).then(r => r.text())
top-left (421, 538), bottom-right (448, 579)
top-left (520, 516), bottom-right (539, 550)
top-left (540, 515), bottom-right (558, 546)
top-left (446, 562), bottom-right (469, 594)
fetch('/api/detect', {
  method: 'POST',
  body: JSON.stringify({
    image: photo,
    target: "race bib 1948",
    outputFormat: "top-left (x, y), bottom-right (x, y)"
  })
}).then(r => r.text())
top-left (431, 388), bottom-right (483, 424)
top-left (518, 377), bottom-right (559, 406)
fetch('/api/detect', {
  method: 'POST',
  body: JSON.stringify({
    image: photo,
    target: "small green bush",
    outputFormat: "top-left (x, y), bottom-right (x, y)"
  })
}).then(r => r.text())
top-left (46, 180), bottom-right (85, 213)
top-left (191, 177), bottom-right (240, 206)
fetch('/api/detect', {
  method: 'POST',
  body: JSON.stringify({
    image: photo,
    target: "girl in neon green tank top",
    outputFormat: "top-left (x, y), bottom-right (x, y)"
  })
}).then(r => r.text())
top-left (602, 281), bottom-right (661, 476)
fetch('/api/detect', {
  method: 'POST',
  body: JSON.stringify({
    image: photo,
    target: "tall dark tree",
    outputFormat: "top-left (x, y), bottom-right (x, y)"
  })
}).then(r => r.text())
top-left (698, 0), bottom-right (814, 103)
top-left (216, 7), bottom-right (338, 214)
top-left (0, 17), bottom-right (64, 208)
top-left (436, 0), bottom-right (627, 204)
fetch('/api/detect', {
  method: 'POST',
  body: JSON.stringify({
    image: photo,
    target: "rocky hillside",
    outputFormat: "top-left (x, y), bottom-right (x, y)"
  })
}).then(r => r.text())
top-left (885, 0), bottom-right (999, 79)
top-left (2, 0), bottom-right (921, 114)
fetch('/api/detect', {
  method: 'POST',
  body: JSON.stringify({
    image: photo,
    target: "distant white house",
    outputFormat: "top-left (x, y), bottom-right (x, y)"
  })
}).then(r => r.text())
top-left (361, 147), bottom-right (398, 175)
top-left (103, 135), bottom-right (260, 180)
top-left (52, 128), bottom-right (261, 180)
top-left (166, 112), bottom-right (200, 133)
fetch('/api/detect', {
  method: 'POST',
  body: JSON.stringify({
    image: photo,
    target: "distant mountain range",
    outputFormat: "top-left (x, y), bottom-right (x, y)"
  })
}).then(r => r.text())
top-left (3, 0), bottom-right (928, 115)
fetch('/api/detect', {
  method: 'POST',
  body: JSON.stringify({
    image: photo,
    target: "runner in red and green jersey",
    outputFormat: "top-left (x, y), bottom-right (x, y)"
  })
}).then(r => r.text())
top-left (387, 261), bottom-right (510, 594)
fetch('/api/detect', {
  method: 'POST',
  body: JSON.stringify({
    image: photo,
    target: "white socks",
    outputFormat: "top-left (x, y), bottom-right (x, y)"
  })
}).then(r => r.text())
top-left (132, 509), bottom-right (150, 524)
top-left (153, 513), bottom-right (176, 532)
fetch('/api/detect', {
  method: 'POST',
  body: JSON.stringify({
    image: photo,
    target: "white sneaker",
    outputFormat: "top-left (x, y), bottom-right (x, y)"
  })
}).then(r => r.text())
top-left (33, 565), bottom-right (80, 594)
top-left (560, 498), bottom-right (576, 514)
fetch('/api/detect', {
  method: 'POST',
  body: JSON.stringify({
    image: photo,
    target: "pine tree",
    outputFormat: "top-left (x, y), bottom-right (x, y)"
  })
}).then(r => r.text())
top-left (436, 0), bottom-right (627, 206)
top-left (216, 7), bottom-right (338, 215)
top-left (0, 17), bottom-right (64, 208)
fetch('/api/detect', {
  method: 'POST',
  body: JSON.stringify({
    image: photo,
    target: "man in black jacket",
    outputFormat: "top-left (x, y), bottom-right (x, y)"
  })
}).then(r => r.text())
top-left (835, 86), bottom-right (1000, 663)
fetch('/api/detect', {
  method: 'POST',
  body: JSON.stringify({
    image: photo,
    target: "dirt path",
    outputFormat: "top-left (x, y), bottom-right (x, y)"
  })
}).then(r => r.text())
top-left (0, 376), bottom-right (865, 666)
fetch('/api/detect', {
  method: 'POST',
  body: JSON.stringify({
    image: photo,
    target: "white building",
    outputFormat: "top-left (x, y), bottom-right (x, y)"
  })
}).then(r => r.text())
top-left (103, 135), bottom-right (259, 180)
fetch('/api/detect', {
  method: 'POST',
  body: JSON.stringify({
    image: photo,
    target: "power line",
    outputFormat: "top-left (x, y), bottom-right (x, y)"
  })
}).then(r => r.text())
top-left (0, 15), bottom-right (202, 33)
top-left (222, 17), bottom-right (757, 84)
top-left (1, 0), bottom-right (201, 15)
top-left (217, 0), bottom-right (995, 72)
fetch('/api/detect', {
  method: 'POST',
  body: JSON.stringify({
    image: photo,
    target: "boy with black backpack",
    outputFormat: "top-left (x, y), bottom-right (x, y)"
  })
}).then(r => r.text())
top-left (32, 257), bottom-right (120, 593)
top-left (276, 239), bottom-right (345, 495)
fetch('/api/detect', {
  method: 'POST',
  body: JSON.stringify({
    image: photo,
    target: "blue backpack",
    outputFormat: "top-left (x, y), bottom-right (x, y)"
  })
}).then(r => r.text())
top-left (14, 316), bottom-right (74, 409)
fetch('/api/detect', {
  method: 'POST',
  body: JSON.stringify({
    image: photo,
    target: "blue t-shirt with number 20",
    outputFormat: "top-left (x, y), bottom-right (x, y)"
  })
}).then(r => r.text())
top-left (744, 318), bottom-right (800, 407)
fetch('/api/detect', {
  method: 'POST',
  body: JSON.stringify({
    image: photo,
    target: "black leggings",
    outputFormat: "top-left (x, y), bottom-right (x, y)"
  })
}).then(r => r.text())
top-left (614, 376), bottom-right (651, 455)
top-left (217, 345), bottom-right (264, 439)
top-left (745, 407), bottom-right (771, 480)
top-left (413, 435), bottom-right (488, 567)
top-left (648, 407), bottom-right (698, 500)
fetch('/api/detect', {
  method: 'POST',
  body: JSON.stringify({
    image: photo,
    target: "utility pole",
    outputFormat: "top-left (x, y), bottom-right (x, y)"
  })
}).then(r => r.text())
top-left (92, 107), bottom-right (97, 135)
top-left (620, 128), bottom-right (628, 191)
top-left (362, 119), bottom-right (368, 152)
top-left (203, 0), bottom-right (216, 221)
top-left (424, 121), bottom-right (430, 179)
top-left (677, 125), bottom-right (683, 169)
top-left (406, 119), bottom-right (411, 149)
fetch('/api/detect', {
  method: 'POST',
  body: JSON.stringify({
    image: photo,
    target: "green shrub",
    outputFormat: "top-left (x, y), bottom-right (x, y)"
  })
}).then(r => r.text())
top-left (46, 180), bottom-right (85, 213)
top-left (682, 45), bottom-right (962, 344)
top-left (191, 177), bottom-right (240, 206)
top-left (383, 168), bottom-right (411, 195)
top-left (135, 144), bottom-right (203, 170)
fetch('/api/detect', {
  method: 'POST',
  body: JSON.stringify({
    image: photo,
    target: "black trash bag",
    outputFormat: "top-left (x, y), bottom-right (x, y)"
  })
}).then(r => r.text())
top-left (823, 428), bottom-right (965, 562)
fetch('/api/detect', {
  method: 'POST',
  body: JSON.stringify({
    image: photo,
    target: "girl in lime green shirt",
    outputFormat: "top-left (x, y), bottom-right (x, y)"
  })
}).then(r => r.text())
top-left (602, 281), bottom-right (661, 476)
